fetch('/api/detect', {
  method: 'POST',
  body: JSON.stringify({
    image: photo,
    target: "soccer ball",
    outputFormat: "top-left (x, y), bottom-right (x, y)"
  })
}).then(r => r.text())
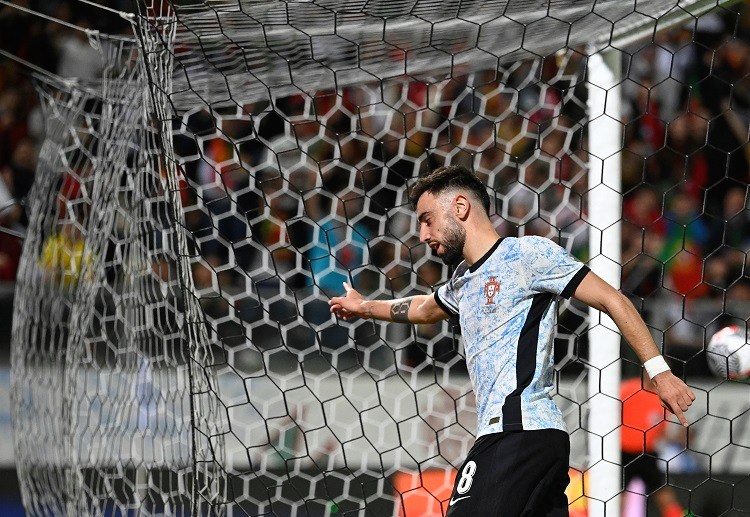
top-left (706, 326), bottom-right (750, 380)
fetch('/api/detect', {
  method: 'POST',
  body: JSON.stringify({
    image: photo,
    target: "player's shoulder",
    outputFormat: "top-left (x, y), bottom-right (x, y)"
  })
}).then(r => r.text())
top-left (498, 235), bottom-right (555, 257)
top-left (517, 235), bottom-right (571, 258)
top-left (517, 235), bottom-right (557, 247)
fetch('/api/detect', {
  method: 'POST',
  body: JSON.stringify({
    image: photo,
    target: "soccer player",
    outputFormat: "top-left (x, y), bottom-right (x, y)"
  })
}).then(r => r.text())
top-left (328, 166), bottom-right (696, 516)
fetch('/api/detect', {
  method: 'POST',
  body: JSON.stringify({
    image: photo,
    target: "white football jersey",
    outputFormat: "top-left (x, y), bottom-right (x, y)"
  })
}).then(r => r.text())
top-left (435, 236), bottom-right (589, 437)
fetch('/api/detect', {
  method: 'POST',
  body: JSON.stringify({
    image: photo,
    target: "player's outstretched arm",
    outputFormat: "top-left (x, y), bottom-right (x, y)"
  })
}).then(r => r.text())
top-left (573, 271), bottom-right (696, 427)
top-left (329, 282), bottom-right (450, 324)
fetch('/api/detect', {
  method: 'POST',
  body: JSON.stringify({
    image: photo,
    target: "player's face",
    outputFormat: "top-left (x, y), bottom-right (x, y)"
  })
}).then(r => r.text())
top-left (416, 192), bottom-right (466, 265)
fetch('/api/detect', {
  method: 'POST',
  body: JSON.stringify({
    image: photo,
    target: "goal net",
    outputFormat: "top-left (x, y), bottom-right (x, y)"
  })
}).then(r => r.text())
top-left (11, 35), bottom-right (224, 515)
top-left (10, 0), bottom-right (750, 516)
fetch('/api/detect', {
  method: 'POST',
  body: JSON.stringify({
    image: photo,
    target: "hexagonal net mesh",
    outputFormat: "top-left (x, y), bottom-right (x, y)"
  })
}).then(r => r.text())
top-left (9, 0), bottom-right (750, 516)
top-left (11, 35), bottom-right (225, 515)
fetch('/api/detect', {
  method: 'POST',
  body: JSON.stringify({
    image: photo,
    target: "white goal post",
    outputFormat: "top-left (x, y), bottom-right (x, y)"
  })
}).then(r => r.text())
top-left (586, 49), bottom-right (623, 517)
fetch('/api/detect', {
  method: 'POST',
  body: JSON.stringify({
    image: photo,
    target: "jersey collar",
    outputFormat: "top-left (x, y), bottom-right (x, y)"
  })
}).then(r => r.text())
top-left (467, 238), bottom-right (504, 273)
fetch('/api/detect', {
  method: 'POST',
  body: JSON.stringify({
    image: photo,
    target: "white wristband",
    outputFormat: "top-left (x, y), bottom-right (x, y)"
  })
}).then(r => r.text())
top-left (643, 355), bottom-right (670, 379)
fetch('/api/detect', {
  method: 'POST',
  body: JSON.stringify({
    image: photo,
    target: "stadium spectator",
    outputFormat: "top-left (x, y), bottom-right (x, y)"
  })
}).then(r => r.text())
top-left (0, 89), bottom-right (29, 170)
top-left (39, 218), bottom-right (91, 287)
top-left (622, 186), bottom-right (666, 297)
top-left (0, 174), bottom-right (21, 280)
top-left (659, 189), bottom-right (711, 297)
top-left (620, 374), bottom-right (688, 517)
top-left (1, 138), bottom-right (35, 219)
top-left (722, 187), bottom-right (750, 248)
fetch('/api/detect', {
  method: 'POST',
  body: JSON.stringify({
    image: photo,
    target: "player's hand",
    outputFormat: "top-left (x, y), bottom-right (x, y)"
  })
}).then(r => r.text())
top-left (650, 371), bottom-right (696, 427)
top-left (328, 282), bottom-right (368, 321)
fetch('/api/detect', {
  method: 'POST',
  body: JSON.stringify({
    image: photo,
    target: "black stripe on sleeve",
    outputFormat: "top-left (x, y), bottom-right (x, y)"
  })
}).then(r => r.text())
top-left (500, 292), bottom-right (554, 431)
top-left (433, 291), bottom-right (457, 316)
top-left (560, 265), bottom-right (590, 299)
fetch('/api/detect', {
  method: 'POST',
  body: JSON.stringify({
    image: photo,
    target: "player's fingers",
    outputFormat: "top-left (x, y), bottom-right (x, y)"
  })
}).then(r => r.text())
top-left (343, 282), bottom-right (352, 293)
top-left (660, 399), bottom-right (684, 425)
top-left (673, 407), bottom-right (689, 427)
top-left (332, 306), bottom-right (350, 318)
top-left (664, 397), bottom-right (689, 427)
top-left (663, 392), bottom-right (688, 413)
top-left (332, 309), bottom-right (349, 320)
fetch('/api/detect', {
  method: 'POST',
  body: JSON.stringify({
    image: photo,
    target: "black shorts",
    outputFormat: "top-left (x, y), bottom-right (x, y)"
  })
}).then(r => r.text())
top-left (445, 429), bottom-right (570, 517)
top-left (622, 452), bottom-right (666, 495)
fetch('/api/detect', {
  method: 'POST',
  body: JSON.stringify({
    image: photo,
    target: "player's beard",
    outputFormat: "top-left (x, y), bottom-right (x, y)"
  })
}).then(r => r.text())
top-left (439, 215), bottom-right (466, 266)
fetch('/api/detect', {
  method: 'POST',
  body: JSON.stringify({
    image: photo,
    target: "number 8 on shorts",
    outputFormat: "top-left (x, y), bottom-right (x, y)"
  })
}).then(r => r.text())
top-left (456, 461), bottom-right (477, 494)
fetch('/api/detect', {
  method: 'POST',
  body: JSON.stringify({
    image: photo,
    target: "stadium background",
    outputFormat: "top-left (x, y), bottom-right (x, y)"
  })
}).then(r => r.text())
top-left (0, 0), bottom-right (749, 515)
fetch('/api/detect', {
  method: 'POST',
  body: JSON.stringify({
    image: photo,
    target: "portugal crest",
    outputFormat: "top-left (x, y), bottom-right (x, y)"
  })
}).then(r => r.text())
top-left (484, 276), bottom-right (500, 305)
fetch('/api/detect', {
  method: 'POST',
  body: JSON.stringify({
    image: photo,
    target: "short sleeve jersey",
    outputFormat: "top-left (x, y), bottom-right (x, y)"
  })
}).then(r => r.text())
top-left (435, 236), bottom-right (589, 438)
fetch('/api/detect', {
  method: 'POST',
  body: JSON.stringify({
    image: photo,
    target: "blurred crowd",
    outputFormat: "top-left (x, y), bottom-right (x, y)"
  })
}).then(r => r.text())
top-left (0, 0), bottom-right (130, 279)
top-left (0, 0), bottom-right (749, 374)
top-left (618, 10), bottom-right (750, 371)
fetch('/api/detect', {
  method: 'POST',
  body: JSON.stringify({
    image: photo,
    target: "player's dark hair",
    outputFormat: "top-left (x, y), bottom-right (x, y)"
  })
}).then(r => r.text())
top-left (408, 166), bottom-right (491, 215)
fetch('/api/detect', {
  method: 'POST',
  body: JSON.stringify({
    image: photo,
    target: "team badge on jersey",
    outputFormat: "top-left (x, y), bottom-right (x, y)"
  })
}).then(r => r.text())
top-left (484, 276), bottom-right (500, 305)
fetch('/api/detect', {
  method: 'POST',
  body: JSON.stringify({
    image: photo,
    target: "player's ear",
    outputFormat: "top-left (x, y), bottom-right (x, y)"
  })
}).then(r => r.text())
top-left (454, 194), bottom-right (470, 220)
